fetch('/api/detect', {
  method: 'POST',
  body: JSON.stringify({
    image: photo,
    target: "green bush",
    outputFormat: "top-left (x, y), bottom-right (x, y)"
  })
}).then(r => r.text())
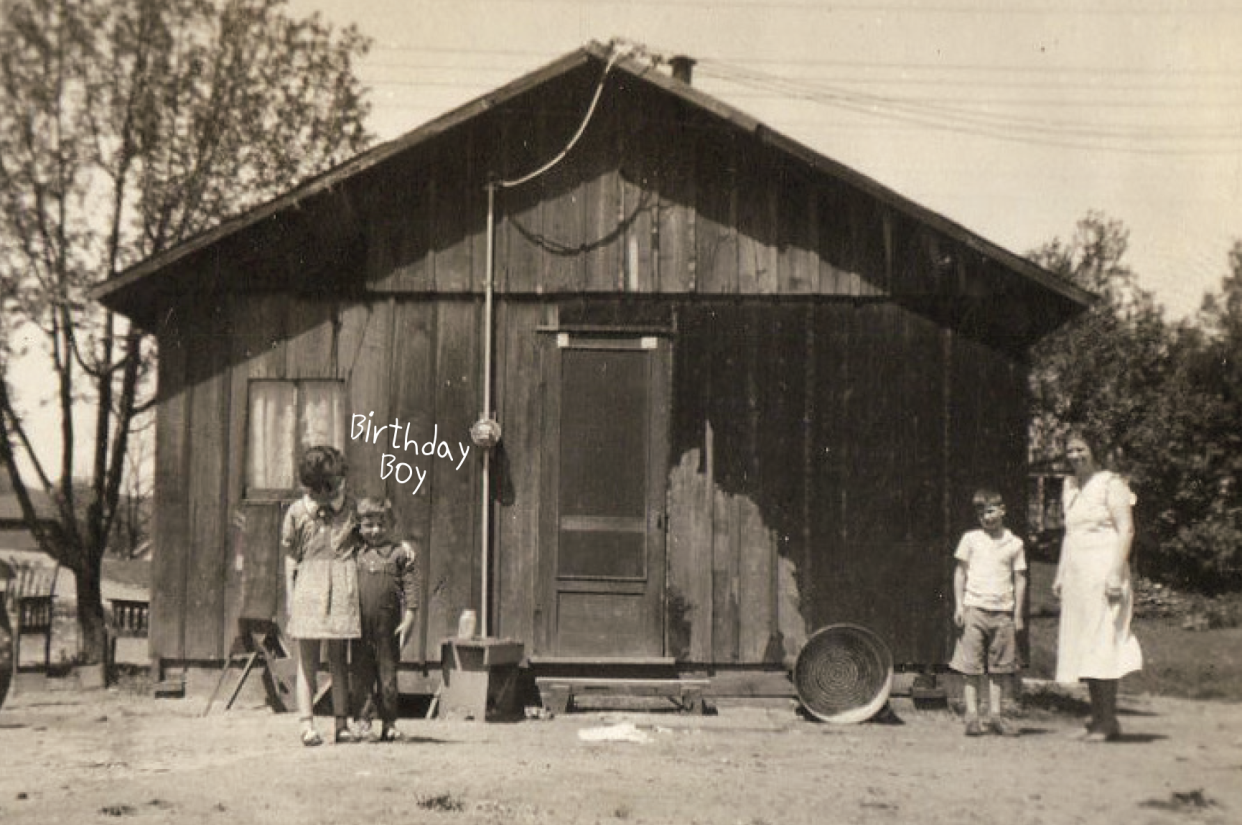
top-left (1146, 517), bottom-right (1242, 593)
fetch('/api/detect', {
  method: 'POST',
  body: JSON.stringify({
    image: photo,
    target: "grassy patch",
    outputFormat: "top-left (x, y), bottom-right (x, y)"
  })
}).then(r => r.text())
top-left (1017, 681), bottom-right (1090, 717)
top-left (1139, 789), bottom-right (1217, 812)
top-left (1024, 560), bottom-right (1242, 702)
top-left (417, 793), bottom-right (466, 813)
top-left (110, 664), bottom-right (152, 696)
top-left (1120, 620), bottom-right (1242, 700)
top-left (1027, 614), bottom-right (1242, 701)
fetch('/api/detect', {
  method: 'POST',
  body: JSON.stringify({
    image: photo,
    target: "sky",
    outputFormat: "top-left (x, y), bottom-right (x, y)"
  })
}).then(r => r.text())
top-left (288, 0), bottom-right (1242, 320)
top-left (12, 0), bottom-right (1242, 479)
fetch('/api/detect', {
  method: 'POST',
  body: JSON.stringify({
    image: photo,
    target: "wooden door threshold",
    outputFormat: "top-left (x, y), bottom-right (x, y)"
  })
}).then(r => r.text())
top-left (527, 656), bottom-right (675, 667)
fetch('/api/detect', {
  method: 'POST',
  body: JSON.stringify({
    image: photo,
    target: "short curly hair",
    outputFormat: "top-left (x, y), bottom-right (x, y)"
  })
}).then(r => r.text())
top-left (298, 445), bottom-right (348, 494)
top-left (355, 496), bottom-right (393, 521)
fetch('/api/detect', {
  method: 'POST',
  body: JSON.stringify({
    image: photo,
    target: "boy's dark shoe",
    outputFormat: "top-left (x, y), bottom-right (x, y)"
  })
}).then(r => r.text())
top-left (988, 718), bottom-right (1021, 737)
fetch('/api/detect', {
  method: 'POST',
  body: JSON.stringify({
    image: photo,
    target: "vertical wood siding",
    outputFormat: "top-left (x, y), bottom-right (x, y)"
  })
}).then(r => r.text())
top-left (156, 293), bottom-right (487, 666)
top-left (345, 78), bottom-right (1013, 312)
top-left (665, 300), bottom-right (1022, 666)
top-left (387, 300), bottom-right (436, 661)
top-left (151, 305), bottom-right (190, 662)
top-left (155, 294), bottom-right (1028, 669)
top-left (426, 301), bottom-right (481, 645)
top-left (227, 294), bottom-right (287, 638)
top-left (493, 300), bottom-right (546, 647)
top-left (182, 297), bottom-right (231, 660)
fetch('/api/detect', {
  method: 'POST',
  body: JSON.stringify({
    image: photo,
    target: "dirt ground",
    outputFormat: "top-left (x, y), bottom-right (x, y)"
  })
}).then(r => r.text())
top-left (1, 679), bottom-right (1240, 825)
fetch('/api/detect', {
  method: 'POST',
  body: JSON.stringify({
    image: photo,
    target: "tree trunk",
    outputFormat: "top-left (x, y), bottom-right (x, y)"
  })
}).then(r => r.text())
top-left (74, 559), bottom-right (108, 665)
top-left (0, 606), bottom-right (12, 709)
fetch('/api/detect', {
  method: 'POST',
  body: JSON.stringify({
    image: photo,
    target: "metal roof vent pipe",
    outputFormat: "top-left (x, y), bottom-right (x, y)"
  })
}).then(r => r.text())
top-left (669, 55), bottom-right (696, 85)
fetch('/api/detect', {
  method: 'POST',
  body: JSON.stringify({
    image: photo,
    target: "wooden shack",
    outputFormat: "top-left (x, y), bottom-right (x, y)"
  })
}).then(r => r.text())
top-left (93, 41), bottom-right (1091, 692)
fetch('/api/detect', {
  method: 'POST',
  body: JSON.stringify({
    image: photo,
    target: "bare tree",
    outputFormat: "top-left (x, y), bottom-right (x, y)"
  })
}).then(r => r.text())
top-left (0, 0), bottom-right (372, 662)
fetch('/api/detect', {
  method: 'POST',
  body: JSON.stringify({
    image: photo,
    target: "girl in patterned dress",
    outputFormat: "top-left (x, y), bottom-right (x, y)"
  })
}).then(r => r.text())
top-left (283, 445), bottom-right (362, 745)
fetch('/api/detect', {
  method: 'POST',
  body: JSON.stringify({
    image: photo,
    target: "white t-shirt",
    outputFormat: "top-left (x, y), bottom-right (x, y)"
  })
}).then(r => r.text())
top-left (955, 528), bottom-right (1027, 612)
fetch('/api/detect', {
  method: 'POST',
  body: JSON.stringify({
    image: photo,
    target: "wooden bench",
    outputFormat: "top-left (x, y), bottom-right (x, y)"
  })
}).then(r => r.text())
top-left (109, 599), bottom-right (149, 638)
top-left (6, 562), bottom-right (59, 673)
top-left (108, 598), bottom-right (150, 667)
top-left (535, 676), bottom-right (710, 715)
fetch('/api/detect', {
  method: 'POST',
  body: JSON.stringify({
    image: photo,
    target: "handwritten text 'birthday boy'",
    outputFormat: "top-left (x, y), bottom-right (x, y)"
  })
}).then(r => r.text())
top-left (351, 413), bottom-right (470, 495)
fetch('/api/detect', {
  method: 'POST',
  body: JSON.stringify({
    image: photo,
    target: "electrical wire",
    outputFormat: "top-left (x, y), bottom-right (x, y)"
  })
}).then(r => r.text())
top-left (350, 38), bottom-right (1241, 157)
top-left (697, 59), bottom-right (1242, 155)
top-left (496, 41), bottom-right (632, 189)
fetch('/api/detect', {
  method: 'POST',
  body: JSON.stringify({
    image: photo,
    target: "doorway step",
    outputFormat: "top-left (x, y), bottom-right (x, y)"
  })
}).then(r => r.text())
top-left (528, 657), bottom-right (708, 714)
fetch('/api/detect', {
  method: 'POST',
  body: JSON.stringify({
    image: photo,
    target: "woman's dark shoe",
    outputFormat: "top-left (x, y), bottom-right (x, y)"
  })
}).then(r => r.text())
top-left (1083, 724), bottom-right (1121, 743)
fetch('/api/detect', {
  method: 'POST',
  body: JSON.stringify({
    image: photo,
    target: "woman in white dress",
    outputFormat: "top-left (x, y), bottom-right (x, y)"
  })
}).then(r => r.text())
top-left (1052, 426), bottom-right (1142, 742)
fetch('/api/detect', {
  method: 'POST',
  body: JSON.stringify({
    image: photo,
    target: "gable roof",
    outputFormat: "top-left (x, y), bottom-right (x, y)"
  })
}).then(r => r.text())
top-left (0, 475), bottom-right (58, 526)
top-left (92, 40), bottom-right (1092, 327)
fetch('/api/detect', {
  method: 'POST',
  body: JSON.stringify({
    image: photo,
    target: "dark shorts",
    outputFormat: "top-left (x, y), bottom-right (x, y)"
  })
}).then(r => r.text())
top-left (950, 606), bottom-right (1018, 676)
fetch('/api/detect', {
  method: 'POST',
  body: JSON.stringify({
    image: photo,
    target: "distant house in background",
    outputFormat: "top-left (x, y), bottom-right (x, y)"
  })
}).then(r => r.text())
top-left (0, 477), bottom-right (62, 671)
top-left (1029, 457), bottom-right (1070, 534)
top-left (0, 474), bottom-right (60, 579)
top-left (0, 476), bottom-right (151, 667)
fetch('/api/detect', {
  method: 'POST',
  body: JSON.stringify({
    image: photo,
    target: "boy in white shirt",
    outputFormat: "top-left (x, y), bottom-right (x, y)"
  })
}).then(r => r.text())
top-left (950, 488), bottom-right (1028, 736)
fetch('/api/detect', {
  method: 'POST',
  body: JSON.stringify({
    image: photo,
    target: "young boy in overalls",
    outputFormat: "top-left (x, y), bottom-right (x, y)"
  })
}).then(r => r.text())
top-left (351, 497), bottom-right (421, 742)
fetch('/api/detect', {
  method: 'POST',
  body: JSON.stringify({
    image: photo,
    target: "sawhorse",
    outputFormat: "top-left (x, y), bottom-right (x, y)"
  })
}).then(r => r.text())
top-left (203, 618), bottom-right (296, 715)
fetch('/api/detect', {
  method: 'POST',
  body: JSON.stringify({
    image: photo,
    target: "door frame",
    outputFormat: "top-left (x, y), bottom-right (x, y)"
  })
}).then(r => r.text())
top-left (535, 331), bottom-right (672, 657)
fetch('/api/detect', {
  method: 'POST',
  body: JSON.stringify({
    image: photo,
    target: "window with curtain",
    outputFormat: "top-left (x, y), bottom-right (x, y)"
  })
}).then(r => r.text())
top-left (246, 380), bottom-right (346, 497)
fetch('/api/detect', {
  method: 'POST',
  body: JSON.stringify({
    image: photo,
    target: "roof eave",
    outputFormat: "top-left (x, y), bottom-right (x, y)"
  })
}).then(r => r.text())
top-left (92, 39), bottom-right (1093, 323)
top-left (90, 45), bottom-right (604, 321)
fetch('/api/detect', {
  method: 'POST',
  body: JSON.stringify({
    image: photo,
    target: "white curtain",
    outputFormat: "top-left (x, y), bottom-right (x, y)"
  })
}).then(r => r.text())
top-left (300, 381), bottom-right (346, 452)
top-left (246, 382), bottom-right (296, 490)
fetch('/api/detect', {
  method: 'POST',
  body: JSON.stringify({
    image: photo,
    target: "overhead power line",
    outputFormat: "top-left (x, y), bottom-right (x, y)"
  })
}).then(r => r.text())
top-left (369, 42), bottom-right (1242, 81)
top-left (374, 0), bottom-right (1242, 16)
top-left (350, 42), bottom-right (1242, 157)
top-left (696, 59), bottom-right (1242, 156)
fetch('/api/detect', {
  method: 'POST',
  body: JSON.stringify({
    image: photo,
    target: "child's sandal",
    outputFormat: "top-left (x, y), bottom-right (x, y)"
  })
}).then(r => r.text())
top-left (301, 728), bottom-right (324, 747)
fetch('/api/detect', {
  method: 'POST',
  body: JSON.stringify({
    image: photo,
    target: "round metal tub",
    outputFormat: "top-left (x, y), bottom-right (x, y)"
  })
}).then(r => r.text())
top-left (793, 624), bottom-right (893, 724)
